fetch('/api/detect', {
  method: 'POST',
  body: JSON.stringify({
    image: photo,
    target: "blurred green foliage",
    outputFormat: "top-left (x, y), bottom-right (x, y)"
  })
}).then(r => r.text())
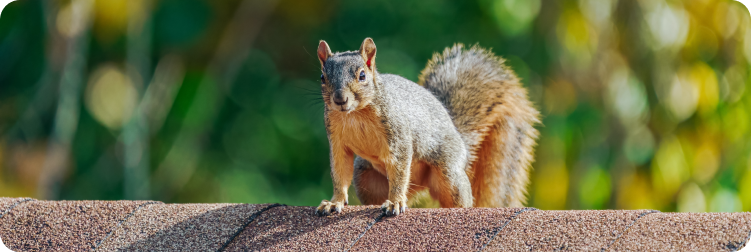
top-left (0, 0), bottom-right (750, 212)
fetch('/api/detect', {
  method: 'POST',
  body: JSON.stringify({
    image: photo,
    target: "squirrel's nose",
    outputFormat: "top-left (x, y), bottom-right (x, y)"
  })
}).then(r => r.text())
top-left (333, 91), bottom-right (348, 105)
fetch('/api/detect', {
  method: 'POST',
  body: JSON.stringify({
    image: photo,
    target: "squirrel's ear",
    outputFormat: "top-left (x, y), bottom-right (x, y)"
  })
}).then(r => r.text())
top-left (359, 38), bottom-right (376, 70)
top-left (317, 40), bottom-right (332, 67)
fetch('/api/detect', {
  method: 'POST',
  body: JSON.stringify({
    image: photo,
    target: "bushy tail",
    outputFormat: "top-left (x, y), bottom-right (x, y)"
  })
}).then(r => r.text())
top-left (419, 44), bottom-right (540, 207)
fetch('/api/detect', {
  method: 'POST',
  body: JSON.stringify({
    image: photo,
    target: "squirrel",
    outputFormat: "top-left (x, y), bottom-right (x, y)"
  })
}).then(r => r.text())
top-left (315, 38), bottom-right (540, 216)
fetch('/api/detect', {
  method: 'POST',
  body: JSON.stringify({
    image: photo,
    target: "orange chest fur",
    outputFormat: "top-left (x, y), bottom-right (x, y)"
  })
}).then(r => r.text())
top-left (327, 106), bottom-right (391, 168)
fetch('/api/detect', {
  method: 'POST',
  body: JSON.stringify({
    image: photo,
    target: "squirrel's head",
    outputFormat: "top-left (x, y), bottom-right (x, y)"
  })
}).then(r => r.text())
top-left (317, 38), bottom-right (377, 113)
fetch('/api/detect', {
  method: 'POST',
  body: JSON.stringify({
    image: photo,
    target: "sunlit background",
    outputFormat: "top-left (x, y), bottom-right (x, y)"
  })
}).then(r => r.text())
top-left (0, 0), bottom-right (750, 212)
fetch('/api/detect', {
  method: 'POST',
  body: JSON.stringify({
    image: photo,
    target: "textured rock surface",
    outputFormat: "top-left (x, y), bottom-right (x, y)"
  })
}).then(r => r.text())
top-left (0, 197), bottom-right (32, 218)
top-left (349, 207), bottom-right (525, 251)
top-left (223, 206), bottom-right (382, 252)
top-left (97, 203), bottom-right (271, 251)
top-left (485, 209), bottom-right (655, 251)
top-left (609, 212), bottom-right (751, 252)
top-left (0, 197), bottom-right (749, 252)
top-left (0, 200), bottom-right (153, 251)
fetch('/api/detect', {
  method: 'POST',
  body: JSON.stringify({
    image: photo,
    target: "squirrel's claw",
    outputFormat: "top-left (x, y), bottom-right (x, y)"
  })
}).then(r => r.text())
top-left (381, 199), bottom-right (408, 216)
top-left (316, 200), bottom-right (344, 216)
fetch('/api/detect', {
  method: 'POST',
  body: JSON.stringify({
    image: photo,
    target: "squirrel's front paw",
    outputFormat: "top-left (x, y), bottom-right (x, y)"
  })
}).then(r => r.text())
top-left (316, 200), bottom-right (345, 216)
top-left (381, 199), bottom-right (408, 216)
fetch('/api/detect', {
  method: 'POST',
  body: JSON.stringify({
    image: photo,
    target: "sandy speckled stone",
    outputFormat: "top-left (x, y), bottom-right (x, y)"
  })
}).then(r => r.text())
top-left (0, 197), bottom-right (33, 218)
top-left (97, 203), bottom-right (271, 251)
top-left (350, 207), bottom-right (523, 251)
top-left (486, 210), bottom-right (654, 251)
top-left (223, 206), bottom-right (382, 252)
top-left (0, 200), bottom-right (153, 251)
top-left (609, 212), bottom-right (751, 252)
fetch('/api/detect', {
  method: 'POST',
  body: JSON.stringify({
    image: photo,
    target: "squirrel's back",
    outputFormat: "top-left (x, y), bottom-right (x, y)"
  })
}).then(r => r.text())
top-left (419, 44), bottom-right (540, 207)
top-left (375, 73), bottom-right (468, 157)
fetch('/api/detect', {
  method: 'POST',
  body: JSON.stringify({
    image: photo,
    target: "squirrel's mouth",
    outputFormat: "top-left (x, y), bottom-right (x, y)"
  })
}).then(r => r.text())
top-left (329, 100), bottom-right (357, 113)
top-left (325, 101), bottom-right (354, 113)
top-left (325, 102), bottom-right (353, 113)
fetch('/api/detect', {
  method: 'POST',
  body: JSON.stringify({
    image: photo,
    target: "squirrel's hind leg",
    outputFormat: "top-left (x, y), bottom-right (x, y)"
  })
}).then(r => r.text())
top-left (353, 157), bottom-right (389, 205)
top-left (426, 147), bottom-right (474, 208)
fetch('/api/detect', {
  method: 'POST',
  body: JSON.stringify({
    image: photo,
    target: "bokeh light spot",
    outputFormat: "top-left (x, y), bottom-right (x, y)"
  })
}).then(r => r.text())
top-left (720, 65), bottom-right (747, 104)
top-left (677, 182), bottom-right (706, 212)
top-left (533, 161), bottom-right (569, 210)
top-left (688, 62), bottom-right (720, 116)
top-left (692, 142), bottom-right (719, 184)
top-left (578, 0), bottom-right (615, 27)
top-left (623, 125), bottom-right (656, 165)
top-left (85, 64), bottom-right (140, 130)
top-left (740, 166), bottom-right (751, 211)
top-left (482, 0), bottom-right (541, 36)
top-left (714, 1), bottom-right (742, 39)
top-left (723, 104), bottom-right (749, 142)
top-left (709, 188), bottom-right (743, 212)
top-left (578, 166), bottom-right (611, 209)
top-left (667, 74), bottom-right (699, 122)
top-left (617, 173), bottom-right (657, 210)
top-left (607, 68), bottom-right (649, 126)
top-left (645, 2), bottom-right (689, 50)
top-left (651, 136), bottom-right (690, 199)
top-left (56, 0), bottom-right (92, 38)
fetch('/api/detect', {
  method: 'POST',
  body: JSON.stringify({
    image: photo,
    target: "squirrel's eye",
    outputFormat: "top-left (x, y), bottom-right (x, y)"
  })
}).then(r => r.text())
top-left (320, 74), bottom-right (325, 84)
top-left (359, 71), bottom-right (366, 82)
